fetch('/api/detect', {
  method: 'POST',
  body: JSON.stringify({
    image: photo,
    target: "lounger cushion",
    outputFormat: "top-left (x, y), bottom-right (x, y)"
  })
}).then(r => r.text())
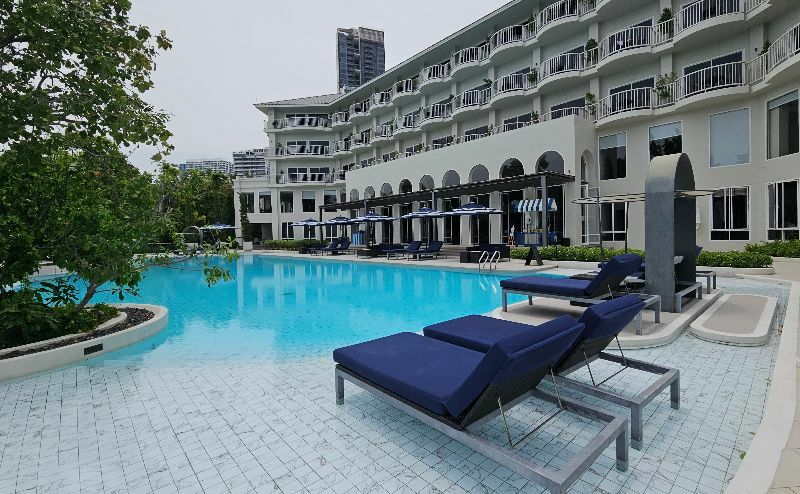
top-left (583, 253), bottom-right (643, 297)
top-left (424, 315), bottom-right (537, 353)
top-left (333, 333), bottom-right (485, 416)
top-left (577, 295), bottom-right (646, 343)
top-left (500, 276), bottom-right (590, 297)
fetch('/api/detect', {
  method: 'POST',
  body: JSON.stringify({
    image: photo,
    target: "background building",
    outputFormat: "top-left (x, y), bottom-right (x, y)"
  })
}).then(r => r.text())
top-left (239, 0), bottom-right (800, 250)
top-left (181, 159), bottom-right (233, 175)
top-left (337, 27), bottom-right (385, 92)
top-left (232, 148), bottom-right (268, 178)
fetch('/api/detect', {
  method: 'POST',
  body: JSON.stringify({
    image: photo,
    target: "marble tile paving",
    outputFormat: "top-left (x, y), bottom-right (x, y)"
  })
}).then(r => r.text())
top-left (0, 278), bottom-right (787, 493)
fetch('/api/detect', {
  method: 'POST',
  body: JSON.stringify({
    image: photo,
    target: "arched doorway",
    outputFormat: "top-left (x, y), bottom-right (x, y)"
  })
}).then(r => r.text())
top-left (399, 179), bottom-right (412, 194)
top-left (535, 151), bottom-right (566, 240)
top-left (442, 170), bottom-right (462, 244)
top-left (469, 164), bottom-right (490, 183)
top-left (536, 151), bottom-right (565, 173)
top-left (442, 170), bottom-right (460, 187)
top-left (468, 164), bottom-right (491, 244)
top-left (500, 158), bottom-right (525, 244)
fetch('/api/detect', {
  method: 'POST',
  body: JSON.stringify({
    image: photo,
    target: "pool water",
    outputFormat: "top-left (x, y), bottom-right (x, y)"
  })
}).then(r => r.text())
top-left (80, 255), bottom-right (546, 367)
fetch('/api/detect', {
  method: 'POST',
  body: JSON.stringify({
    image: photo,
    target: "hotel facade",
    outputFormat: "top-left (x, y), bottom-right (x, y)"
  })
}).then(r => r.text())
top-left (235, 0), bottom-right (800, 251)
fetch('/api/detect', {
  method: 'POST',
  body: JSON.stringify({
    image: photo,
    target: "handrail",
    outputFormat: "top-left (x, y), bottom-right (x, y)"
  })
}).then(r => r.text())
top-left (272, 116), bottom-right (331, 130)
top-left (599, 25), bottom-right (653, 60)
top-left (332, 111), bottom-right (350, 125)
top-left (421, 63), bottom-right (451, 83)
top-left (676, 61), bottom-right (745, 99)
top-left (274, 145), bottom-right (331, 158)
top-left (541, 106), bottom-right (590, 122)
top-left (333, 140), bottom-right (352, 153)
top-left (540, 51), bottom-right (587, 80)
top-left (538, 0), bottom-right (596, 32)
top-left (395, 113), bottom-right (420, 131)
top-left (478, 251), bottom-right (490, 271)
top-left (676, 0), bottom-right (742, 34)
top-left (373, 90), bottom-right (393, 106)
top-left (453, 88), bottom-right (492, 109)
top-left (422, 103), bottom-right (452, 121)
top-left (394, 77), bottom-right (419, 97)
top-left (491, 24), bottom-right (525, 49)
top-left (349, 100), bottom-right (371, 116)
top-left (768, 22), bottom-right (800, 71)
top-left (597, 87), bottom-right (653, 121)
top-left (745, 53), bottom-right (767, 84)
top-left (493, 73), bottom-right (533, 94)
top-left (374, 123), bottom-right (395, 139)
top-left (453, 44), bottom-right (491, 68)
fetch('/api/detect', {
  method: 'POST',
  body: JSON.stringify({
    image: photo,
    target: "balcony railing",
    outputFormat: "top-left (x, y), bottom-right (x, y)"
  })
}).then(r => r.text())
top-left (352, 133), bottom-right (372, 148)
top-left (675, 61), bottom-right (745, 99)
top-left (768, 22), bottom-right (800, 71)
top-left (538, 0), bottom-right (596, 32)
top-left (332, 111), bottom-right (350, 125)
top-left (452, 44), bottom-right (491, 68)
top-left (421, 63), bottom-right (451, 83)
top-left (274, 145), bottom-right (331, 157)
top-left (540, 51), bottom-right (590, 80)
top-left (491, 25), bottom-right (525, 49)
top-left (493, 73), bottom-right (534, 94)
top-left (373, 90), bottom-right (393, 106)
top-left (599, 25), bottom-right (653, 60)
top-left (276, 173), bottom-right (337, 184)
top-left (541, 106), bottom-right (590, 122)
top-left (272, 116), bottom-right (330, 130)
top-left (349, 100), bottom-right (371, 116)
top-left (395, 113), bottom-right (420, 131)
top-left (394, 78), bottom-right (419, 97)
top-left (453, 88), bottom-right (492, 109)
top-left (374, 123), bottom-right (395, 139)
top-left (422, 103), bottom-right (452, 121)
top-left (333, 140), bottom-right (351, 153)
top-left (596, 87), bottom-right (653, 121)
top-left (676, 0), bottom-right (742, 34)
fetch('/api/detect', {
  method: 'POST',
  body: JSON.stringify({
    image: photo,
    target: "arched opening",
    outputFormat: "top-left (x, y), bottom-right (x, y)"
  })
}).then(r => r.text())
top-left (399, 179), bottom-right (412, 194)
top-left (419, 175), bottom-right (435, 191)
top-left (364, 186), bottom-right (375, 199)
top-left (500, 158), bottom-right (524, 178)
top-left (350, 189), bottom-right (360, 201)
top-left (380, 183), bottom-right (393, 197)
top-left (468, 164), bottom-right (490, 183)
top-left (536, 151), bottom-right (565, 174)
top-left (579, 150), bottom-right (599, 245)
top-left (442, 170), bottom-right (460, 187)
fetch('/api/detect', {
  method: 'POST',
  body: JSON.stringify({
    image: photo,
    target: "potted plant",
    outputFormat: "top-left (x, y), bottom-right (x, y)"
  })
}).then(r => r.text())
top-left (527, 70), bottom-right (539, 85)
top-left (531, 110), bottom-right (540, 123)
top-left (483, 78), bottom-right (494, 87)
top-left (656, 72), bottom-right (678, 102)
top-left (239, 195), bottom-right (254, 251)
top-left (584, 38), bottom-right (598, 65)
top-left (658, 8), bottom-right (674, 38)
top-left (762, 39), bottom-right (771, 54)
top-left (585, 92), bottom-right (597, 118)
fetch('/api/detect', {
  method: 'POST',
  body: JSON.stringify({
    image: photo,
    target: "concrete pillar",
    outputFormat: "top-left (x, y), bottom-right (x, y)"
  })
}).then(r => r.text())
top-left (489, 192), bottom-right (502, 244)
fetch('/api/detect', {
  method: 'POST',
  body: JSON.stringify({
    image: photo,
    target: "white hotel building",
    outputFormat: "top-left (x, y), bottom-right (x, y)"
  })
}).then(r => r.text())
top-left (234, 0), bottom-right (800, 250)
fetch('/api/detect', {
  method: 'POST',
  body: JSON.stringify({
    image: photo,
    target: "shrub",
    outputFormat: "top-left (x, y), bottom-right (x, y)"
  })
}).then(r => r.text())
top-left (510, 246), bottom-right (772, 268)
top-left (745, 240), bottom-right (800, 258)
top-left (261, 239), bottom-right (323, 251)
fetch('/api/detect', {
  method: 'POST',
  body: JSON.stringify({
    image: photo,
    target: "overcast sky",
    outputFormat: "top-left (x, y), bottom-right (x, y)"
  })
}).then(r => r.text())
top-left (127, 0), bottom-right (510, 172)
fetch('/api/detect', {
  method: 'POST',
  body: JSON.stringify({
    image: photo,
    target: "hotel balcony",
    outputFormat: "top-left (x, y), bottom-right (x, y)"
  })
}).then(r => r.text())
top-left (371, 90), bottom-right (394, 115)
top-left (536, 0), bottom-right (596, 43)
top-left (538, 49), bottom-right (597, 93)
top-left (490, 73), bottom-right (536, 108)
top-left (276, 172), bottom-right (341, 185)
top-left (596, 87), bottom-right (656, 126)
top-left (332, 111), bottom-right (350, 129)
top-left (747, 21), bottom-right (800, 87)
top-left (332, 140), bottom-right (353, 157)
top-left (488, 24), bottom-right (532, 63)
top-left (372, 123), bottom-right (395, 144)
top-left (420, 103), bottom-right (452, 130)
top-left (669, 0), bottom-right (769, 49)
top-left (267, 116), bottom-right (331, 133)
top-left (349, 100), bottom-right (372, 124)
top-left (271, 144), bottom-right (332, 160)
top-left (393, 113), bottom-right (421, 138)
top-left (419, 63), bottom-right (452, 93)
top-left (597, 25), bottom-right (657, 74)
top-left (451, 45), bottom-right (491, 78)
top-left (351, 133), bottom-right (373, 151)
top-left (392, 77), bottom-right (420, 105)
top-left (451, 88), bottom-right (492, 120)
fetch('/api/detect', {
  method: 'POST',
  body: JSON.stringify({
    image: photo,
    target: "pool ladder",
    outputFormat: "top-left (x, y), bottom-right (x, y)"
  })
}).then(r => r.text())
top-left (478, 250), bottom-right (501, 271)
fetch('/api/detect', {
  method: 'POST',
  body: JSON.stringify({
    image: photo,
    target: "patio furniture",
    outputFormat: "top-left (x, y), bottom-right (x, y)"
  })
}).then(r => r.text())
top-left (334, 316), bottom-right (629, 494)
top-left (329, 239), bottom-right (352, 255)
top-left (384, 240), bottom-right (422, 259)
top-left (423, 296), bottom-right (680, 449)
top-left (408, 240), bottom-right (444, 260)
top-left (311, 239), bottom-right (341, 255)
top-left (356, 243), bottom-right (403, 258)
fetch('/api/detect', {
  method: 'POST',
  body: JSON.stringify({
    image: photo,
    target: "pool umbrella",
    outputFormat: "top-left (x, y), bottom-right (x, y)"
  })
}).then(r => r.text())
top-left (352, 211), bottom-right (395, 246)
top-left (326, 216), bottom-right (355, 239)
top-left (401, 207), bottom-right (445, 245)
top-left (446, 202), bottom-right (502, 245)
top-left (291, 218), bottom-right (325, 242)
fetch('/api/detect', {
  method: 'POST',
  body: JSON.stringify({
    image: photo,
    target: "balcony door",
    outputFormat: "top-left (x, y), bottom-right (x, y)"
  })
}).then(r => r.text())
top-left (608, 77), bottom-right (654, 114)
top-left (682, 51), bottom-right (742, 97)
top-left (469, 194), bottom-right (491, 245)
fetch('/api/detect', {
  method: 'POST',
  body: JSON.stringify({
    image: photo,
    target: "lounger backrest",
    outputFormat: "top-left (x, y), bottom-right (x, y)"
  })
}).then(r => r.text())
top-left (426, 241), bottom-right (443, 252)
top-left (406, 240), bottom-right (422, 251)
top-left (443, 316), bottom-right (583, 417)
top-left (327, 240), bottom-right (340, 249)
top-left (583, 253), bottom-right (643, 297)
top-left (338, 240), bottom-right (351, 249)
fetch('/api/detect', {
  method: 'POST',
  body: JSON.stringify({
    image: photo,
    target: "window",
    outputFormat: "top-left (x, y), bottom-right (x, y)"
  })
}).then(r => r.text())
top-left (286, 140), bottom-right (306, 155)
top-left (339, 189), bottom-right (347, 203)
top-left (601, 203), bottom-right (627, 241)
top-left (258, 192), bottom-right (272, 213)
top-left (302, 191), bottom-right (316, 213)
top-left (240, 193), bottom-right (255, 213)
top-left (710, 108), bottom-right (749, 167)
top-left (432, 135), bottom-right (454, 149)
top-left (502, 113), bottom-right (532, 132)
top-left (464, 125), bottom-right (489, 142)
top-left (608, 77), bottom-right (654, 114)
top-left (682, 52), bottom-right (743, 98)
top-left (281, 222), bottom-right (295, 240)
top-left (303, 226), bottom-right (316, 240)
top-left (768, 180), bottom-right (799, 240)
top-left (711, 187), bottom-right (750, 241)
top-left (768, 91), bottom-right (799, 159)
top-left (399, 204), bottom-right (413, 243)
top-left (599, 133), bottom-right (626, 180)
top-left (280, 191), bottom-right (293, 213)
top-left (649, 122), bottom-right (682, 160)
top-left (324, 190), bottom-right (337, 206)
top-left (550, 97), bottom-right (585, 119)
top-left (405, 146), bottom-right (415, 157)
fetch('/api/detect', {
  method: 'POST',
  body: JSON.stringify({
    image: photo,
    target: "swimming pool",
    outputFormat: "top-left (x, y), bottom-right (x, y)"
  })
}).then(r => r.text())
top-left (83, 255), bottom-right (543, 367)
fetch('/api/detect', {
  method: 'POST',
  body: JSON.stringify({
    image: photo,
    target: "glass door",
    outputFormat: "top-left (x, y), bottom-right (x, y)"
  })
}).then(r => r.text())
top-left (470, 194), bottom-right (491, 245)
top-left (443, 198), bottom-right (461, 244)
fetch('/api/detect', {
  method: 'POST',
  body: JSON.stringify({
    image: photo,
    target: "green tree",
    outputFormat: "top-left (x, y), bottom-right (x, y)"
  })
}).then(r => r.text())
top-left (153, 164), bottom-right (235, 233)
top-left (239, 195), bottom-right (254, 243)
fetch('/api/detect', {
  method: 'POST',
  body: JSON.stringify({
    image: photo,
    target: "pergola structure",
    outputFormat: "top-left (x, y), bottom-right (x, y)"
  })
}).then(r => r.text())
top-left (319, 171), bottom-right (575, 246)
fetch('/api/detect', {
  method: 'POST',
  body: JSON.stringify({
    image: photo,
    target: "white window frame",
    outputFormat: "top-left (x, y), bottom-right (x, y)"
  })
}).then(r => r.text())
top-left (600, 202), bottom-right (627, 242)
top-left (766, 89), bottom-right (800, 161)
top-left (766, 179), bottom-right (800, 240)
top-left (598, 132), bottom-right (627, 181)
top-left (709, 108), bottom-right (750, 168)
top-left (281, 222), bottom-right (295, 240)
top-left (709, 186), bottom-right (751, 241)
top-left (648, 120), bottom-right (683, 162)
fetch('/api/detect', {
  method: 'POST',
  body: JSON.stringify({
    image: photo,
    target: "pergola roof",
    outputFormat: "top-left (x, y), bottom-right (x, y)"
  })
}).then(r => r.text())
top-left (571, 189), bottom-right (715, 205)
top-left (322, 172), bottom-right (575, 211)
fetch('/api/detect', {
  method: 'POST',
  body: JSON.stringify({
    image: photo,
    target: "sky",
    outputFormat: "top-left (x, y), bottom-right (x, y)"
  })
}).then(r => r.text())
top-left (127, 0), bottom-right (510, 172)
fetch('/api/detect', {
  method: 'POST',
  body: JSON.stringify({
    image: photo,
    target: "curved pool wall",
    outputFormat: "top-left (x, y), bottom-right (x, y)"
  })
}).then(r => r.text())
top-left (77, 255), bottom-right (542, 367)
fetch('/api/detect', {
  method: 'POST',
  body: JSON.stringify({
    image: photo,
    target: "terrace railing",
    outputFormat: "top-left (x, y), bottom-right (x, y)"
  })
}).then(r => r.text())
top-left (676, 0), bottom-right (741, 34)
top-left (599, 25), bottom-right (653, 60)
top-left (273, 116), bottom-right (330, 130)
top-left (452, 44), bottom-right (491, 68)
top-left (768, 22), bottom-right (800, 71)
top-left (332, 111), bottom-right (350, 125)
top-left (538, 0), bottom-right (596, 31)
top-left (373, 90), bottom-right (393, 106)
top-left (596, 88), bottom-right (653, 120)
top-left (454, 88), bottom-right (492, 109)
top-left (540, 52), bottom-right (587, 80)
top-left (395, 78), bottom-right (419, 96)
top-left (491, 25), bottom-right (525, 49)
top-left (676, 61), bottom-right (745, 99)
top-left (422, 103), bottom-right (452, 121)
top-left (374, 124), bottom-right (395, 139)
top-left (421, 63), bottom-right (452, 83)
top-left (541, 106), bottom-right (590, 122)
top-left (493, 73), bottom-right (532, 94)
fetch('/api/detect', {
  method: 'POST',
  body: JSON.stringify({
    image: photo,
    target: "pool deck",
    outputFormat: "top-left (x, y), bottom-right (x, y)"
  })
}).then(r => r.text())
top-left (1, 257), bottom-right (797, 493)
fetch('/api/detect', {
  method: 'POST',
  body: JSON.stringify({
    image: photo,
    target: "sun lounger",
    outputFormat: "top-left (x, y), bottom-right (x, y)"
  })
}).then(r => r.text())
top-left (334, 317), bottom-right (629, 494)
top-left (383, 240), bottom-right (421, 259)
top-left (329, 239), bottom-right (352, 255)
top-left (408, 240), bottom-right (444, 260)
top-left (311, 239), bottom-right (340, 255)
top-left (423, 296), bottom-right (680, 449)
top-left (501, 253), bottom-right (647, 312)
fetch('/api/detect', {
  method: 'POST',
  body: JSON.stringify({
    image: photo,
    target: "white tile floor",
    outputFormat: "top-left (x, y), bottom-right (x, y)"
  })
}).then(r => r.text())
top-left (0, 278), bottom-right (787, 493)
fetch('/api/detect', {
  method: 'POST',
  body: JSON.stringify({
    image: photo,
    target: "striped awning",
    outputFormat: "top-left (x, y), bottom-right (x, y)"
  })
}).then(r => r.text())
top-left (515, 198), bottom-right (558, 212)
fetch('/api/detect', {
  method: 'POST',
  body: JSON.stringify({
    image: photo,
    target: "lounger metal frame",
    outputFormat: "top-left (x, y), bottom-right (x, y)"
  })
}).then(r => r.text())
top-left (554, 342), bottom-right (680, 450)
top-left (501, 289), bottom-right (662, 335)
top-left (335, 366), bottom-right (629, 494)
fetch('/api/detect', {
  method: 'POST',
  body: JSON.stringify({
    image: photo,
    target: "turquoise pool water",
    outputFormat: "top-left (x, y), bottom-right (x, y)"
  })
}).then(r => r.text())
top-left (82, 255), bottom-right (544, 366)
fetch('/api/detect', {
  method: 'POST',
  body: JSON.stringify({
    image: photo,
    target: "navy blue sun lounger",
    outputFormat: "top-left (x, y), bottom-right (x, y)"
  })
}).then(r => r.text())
top-left (408, 240), bottom-right (444, 260)
top-left (500, 253), bottom-right (646, 312)
top-left (311, 239), bottom-right (340, 255)
top-left (423, 296), bottom-right (679, 449)
top-left (329, 239), bottom-right (352, 255)
top-left (383, 240), bottom-right (421, 259)
top-left (334, 317), bottom-right (629, 494)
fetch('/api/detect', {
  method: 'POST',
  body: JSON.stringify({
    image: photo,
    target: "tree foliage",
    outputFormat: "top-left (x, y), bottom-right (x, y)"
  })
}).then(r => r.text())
top-left (153, 164), bottom-right (235, 234)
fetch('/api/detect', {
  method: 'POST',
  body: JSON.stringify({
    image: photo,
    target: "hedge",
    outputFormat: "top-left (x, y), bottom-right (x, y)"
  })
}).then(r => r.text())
top-left (510, 246), bottom-right (772, 269)
top-left (260, 239), bottom-right (323, 251)
top-left (745, 240), bottom-right (800, 258)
